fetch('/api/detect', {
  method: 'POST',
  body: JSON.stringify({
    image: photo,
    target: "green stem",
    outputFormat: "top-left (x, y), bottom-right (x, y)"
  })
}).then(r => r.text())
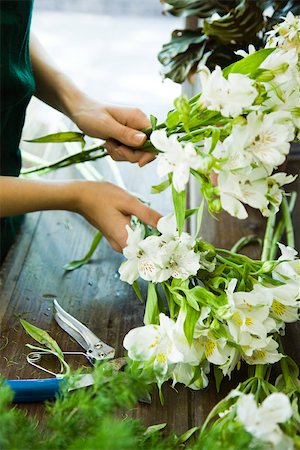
top-left (270, 192), bottom-right (297, 259)
top-left (22, 145), bottom-right (107, 175)
top-left (261, 207), bottom-right (277, 261)
top-left (277, 338), bottom-right (297, 391)
top-left (230, 235), bottom-right (262, 253)
top-left (282, 195), bottom-right (295, 248)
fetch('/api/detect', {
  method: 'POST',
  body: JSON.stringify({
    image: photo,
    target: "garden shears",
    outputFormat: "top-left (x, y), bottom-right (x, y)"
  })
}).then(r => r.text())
top-left (6, 300), bottom-right (121, 403)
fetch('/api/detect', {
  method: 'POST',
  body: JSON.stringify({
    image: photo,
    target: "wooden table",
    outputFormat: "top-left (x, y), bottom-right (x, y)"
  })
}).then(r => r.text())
top-left (1, 159), bottom-right (299, 435)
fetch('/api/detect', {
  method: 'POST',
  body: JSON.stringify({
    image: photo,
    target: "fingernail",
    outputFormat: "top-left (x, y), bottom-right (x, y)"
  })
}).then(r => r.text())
top-left (134, 132), bottom-right (146, 144)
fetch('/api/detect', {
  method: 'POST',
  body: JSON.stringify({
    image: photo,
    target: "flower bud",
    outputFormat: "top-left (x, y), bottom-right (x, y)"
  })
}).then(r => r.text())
top-left (210, 198), bottom-right (222, 213)
top-left (255, 70), bottom-right (275, 82)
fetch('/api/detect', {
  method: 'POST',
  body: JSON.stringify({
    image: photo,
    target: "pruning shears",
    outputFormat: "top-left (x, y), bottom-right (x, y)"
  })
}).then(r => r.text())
top-left (5, 300), bottom-right (124, 403)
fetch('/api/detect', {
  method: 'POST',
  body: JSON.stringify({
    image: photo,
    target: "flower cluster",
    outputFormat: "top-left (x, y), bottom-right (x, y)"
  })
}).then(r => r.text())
top-left (119, 214), bottom-right (211, 284)
top-left (236, 392), bottom-right (293, 447)
top-left (122, 218), bottom-right (300, 389)
top-left (149, 13), bottom-right (300, 220)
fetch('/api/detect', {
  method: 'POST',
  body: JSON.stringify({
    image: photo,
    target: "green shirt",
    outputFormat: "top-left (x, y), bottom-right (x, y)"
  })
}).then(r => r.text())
top-left (0, 0), bottom-right (35, 262)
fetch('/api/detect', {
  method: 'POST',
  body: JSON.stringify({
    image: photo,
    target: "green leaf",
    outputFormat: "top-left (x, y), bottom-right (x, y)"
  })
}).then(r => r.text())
top-left (20, 319), bottom-right (65, 363)
top-left (166, 109), bottom-right (179, 128)
top-left (172, 185), bottom-right (186, 235)
top-left (158, 30), bottom-right (207, 83)
top-left (25, 131), bottom-right (86, 149)
top-left (63, 231), bottom-right (102, 271)
top-left (203, 0), bottom-right (264, 44)
top-left (183, 302), bottom-right (200, 345)
top-left (178, 426), bottom-right (199, 443)
top-left (185, 208), bottom-right (198, 219)
top-left (144, 283), bottom-right (160, 325)
top-left (161, 0), bottom-right (236, 18)
top-left (151, 178), bottom-right (171, 194)
top-left (222, 47), bottom-right (275, 78)
top-left (195, 199), bottom-right (205, 239)
top-left (144, 423), bottom-right (167, 436)
top-left (186, 291), bottom-right (200, 311)
top-left (213, 365), bottom-right (224, 392)
top-left (174, 94), bottom-right (191, 131)
top-left (132, 280), bottom-right (143, 302)
top-left (150, 114), bottom-right (158, 131)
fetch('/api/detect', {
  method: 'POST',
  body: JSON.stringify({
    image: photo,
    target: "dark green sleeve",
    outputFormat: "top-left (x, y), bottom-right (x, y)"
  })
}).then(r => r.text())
top-left (0, 0), bottom-right (35, 262)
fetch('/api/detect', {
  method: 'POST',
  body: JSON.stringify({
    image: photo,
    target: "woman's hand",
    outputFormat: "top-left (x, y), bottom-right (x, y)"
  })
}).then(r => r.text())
top-left (74, 181), bottom-right (161, 251)
top-left (71, 99), bottom-right (155, 167)
top-left (30, 35), bottom-right (155, 167)
top-left (0, 177), bottom-right (161, 252)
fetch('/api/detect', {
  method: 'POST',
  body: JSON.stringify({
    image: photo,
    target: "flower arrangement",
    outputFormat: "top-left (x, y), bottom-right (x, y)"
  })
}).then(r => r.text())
top-left (118, 13), bottom-right (300, 396)
top-left (19, 13), bottom-right (300, 449)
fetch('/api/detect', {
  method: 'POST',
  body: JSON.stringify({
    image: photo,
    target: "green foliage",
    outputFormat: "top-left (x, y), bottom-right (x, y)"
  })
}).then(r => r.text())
top-left (25, 131), bottom-right (86, 149)
top-left (172, 185), bottom-right (186, 235)
top-left (193, 419), bottom-right (268, 450)
top-left (20, 319), bottom-right (70, 375)
top-left (0, 364), bottom-right (180, 450)
top-left (144, 283), bottom-right (160, 325)
top-left (158, 0), bottom-right (300, 83)
top-left (63, 231), bottom-right (103, 271)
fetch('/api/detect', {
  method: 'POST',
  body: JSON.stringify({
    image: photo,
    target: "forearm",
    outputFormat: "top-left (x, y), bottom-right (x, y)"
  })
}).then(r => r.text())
top-left (0, 176), bottom-right (80, 217)
top-left (29, 34), bottom-right (86, 118)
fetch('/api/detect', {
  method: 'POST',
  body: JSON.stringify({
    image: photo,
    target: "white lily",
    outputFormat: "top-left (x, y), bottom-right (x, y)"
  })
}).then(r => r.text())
top-left (155, 239), bottom-right (200, 281)
top-left (236, 392), bottom-right (293, 445)
top-left (273, 243), bottom-right (300, 283)
top-left (150, 129), bottom-right (203, 192)
top-left (172, 361), bottom-right (210, 390)
top-left (119, 224), bottom-right (163, 284)
top-left (243, 338), bottom-right (282, 364)
top-left (200, 65), bottom-right (257, 118)
top-left (123, 313), bottom-right (184, 380)
top-left (266, 12), bottom-right (300, 53)
top-left (242, 111), bottom-right (294, 169)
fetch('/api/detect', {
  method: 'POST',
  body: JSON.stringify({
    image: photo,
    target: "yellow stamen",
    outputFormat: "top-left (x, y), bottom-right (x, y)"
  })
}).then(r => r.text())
top-left (156, 353), bottom-right (167, 364)
top-left (148, 338), bottom-right (159, 349)
top-left (205, 340), bottom-right (216, 358)
top-left (245, 317), bottom-right (253, 326)
top-left (233, 312), bottom-right (242, 326)
top-left (272, 300), bottom-right (286, 317)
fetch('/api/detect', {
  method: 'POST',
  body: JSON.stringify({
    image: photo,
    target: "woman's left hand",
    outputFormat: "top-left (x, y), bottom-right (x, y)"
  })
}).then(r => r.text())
top-left (71, 98), bottom-right (155, 167)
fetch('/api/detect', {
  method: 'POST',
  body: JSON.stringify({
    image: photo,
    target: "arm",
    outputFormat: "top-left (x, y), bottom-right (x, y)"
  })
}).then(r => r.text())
top-left (29, 34), bottom-right (154, 167)
top-left (0, 177), bottom-right (161, 252)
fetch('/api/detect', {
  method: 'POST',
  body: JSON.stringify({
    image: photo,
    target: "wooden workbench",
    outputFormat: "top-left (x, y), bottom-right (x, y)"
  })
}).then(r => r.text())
top-left (0, 159), bottom-right (299, 435)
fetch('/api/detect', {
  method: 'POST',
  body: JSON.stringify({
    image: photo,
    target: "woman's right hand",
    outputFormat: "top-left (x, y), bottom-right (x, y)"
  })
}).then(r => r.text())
top-left (73, 181), bottom-right (161, 252)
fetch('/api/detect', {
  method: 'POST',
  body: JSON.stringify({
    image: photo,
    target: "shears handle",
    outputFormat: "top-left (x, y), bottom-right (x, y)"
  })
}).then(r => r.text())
top-left (5, 378), bottom-right (65, 403)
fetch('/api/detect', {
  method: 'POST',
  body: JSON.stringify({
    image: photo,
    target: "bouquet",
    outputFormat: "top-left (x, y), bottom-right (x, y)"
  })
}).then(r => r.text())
top-left (118, 12), bottom-right (300, 393)
top-left (20, 13), bottom-right (300, 449)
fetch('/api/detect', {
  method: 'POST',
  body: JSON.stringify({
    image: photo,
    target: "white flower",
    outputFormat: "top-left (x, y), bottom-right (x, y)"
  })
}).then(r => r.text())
top-left (273, 243), bottom-right (300, 282)
top-left (236, 392), bottom-right (293, 445)
top-left (235, 44), bottom-right (256, 58)
top-left (241, 111), bottom-right (294, 168)
top-left (155, 239), bottom-right (200, 281)
top-left (265, 173), bottom-right (297, 215)
top-left (243, 338), bottom-right (282, 365)
top-left (150, 129), bottom-right (203, 193)
top-left (172, 361), bottom-right (210, 390)
top-left (266, 12), bottom-right (300, 53)
top-left (218, 168), bottom-right (269, 219)
top-left (123, 313), bottom-right (183, 380)
top-left (200, 65), bottom-right (258, 118)
top-left (119, 224), bottom-right (162, 284)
